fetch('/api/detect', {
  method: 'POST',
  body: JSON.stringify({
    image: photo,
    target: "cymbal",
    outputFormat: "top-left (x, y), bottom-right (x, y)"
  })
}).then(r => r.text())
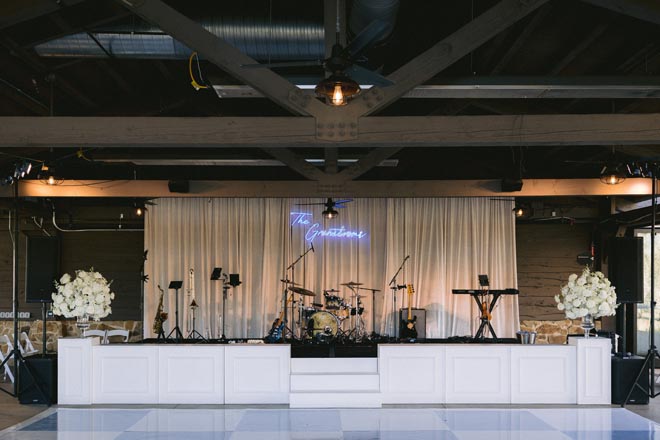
top-left (340, 281), bottom-right (363, 287)
top-left (288, 286), bottom-right (316, 297)
top-left (323, 289), bottom-right (340, 293)
top-left (357, 287), bottom-right (381, 292)
top-left (280, 279), bottom-right (300, 286)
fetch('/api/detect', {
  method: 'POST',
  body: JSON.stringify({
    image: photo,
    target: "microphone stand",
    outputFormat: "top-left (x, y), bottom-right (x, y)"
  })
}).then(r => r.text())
top-left (388, 256), bottom-right (409, 339)
top-left (284, 244), bottom-right (314, 341)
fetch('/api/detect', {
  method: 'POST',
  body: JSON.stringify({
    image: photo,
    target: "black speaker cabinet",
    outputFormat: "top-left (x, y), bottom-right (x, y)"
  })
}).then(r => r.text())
top-left (168, 180), bottom-right (189, 193)
top-left (609, 237), bottom-right (644, 304)
top-left (18, 354), bottom-right (57, 404)
top-left (25, 235), bottom-right (59, 303)
top-left (611, 356), bottom-right (649, 404)
top-left (399, 308), bottom-right (426, 339)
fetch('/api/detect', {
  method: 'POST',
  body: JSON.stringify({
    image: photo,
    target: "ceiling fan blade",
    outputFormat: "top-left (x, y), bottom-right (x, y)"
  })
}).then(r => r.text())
top-left (294, 202), bottom-right (326, 206)
top-left (345, 19), bottom-right (391, 58)
top-left (345, 65), bottom-right (393, 87)
top-left (241, 60), bottom-right (324, 69)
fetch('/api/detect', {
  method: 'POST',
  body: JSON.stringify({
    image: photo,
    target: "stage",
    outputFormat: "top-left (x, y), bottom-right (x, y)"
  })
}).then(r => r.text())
top-left (58, 337), bottom-right (611, 407)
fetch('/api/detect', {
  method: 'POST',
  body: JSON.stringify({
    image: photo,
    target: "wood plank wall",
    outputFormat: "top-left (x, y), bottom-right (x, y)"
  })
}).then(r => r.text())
top-left (0, 221), bottom-right (144, 321)
top-left (516, 223), bottom-right (593, 320)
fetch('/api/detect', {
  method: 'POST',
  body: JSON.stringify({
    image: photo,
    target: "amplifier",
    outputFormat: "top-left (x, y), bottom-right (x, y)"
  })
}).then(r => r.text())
top-left (399, 308), bottom-right (426, 339)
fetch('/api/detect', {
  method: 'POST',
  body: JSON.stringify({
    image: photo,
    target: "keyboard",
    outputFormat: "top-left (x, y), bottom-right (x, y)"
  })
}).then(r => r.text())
top-left (452, 288), bottom-right (519, 295)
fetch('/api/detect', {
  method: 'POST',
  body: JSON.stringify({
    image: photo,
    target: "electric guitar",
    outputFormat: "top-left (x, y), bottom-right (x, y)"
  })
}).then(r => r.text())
top-left (265, 296), bottom-right (292, 342)
top-left (481, 299), bottom-right (492, 321)
top-left (399, 284), bottom-right (418, 339)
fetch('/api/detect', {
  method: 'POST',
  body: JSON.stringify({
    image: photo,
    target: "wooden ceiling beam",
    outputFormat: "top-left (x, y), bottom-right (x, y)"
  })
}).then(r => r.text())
top-left (0, 37), bottom-right (96, 109)
top-left (347, 0), bottom-right (551, 117)
top-left (3, 178), bottom-right (652, 198)
top-left (3, 113), bottom-right (660, 148)
top-left (115, 0), bottom-right (327, 118)
top-left (0, 0), bottom-right (86, 30)
top-left (490, 4), bottom-right (553, 75)
top-left (581, 0), bottom-right (660, 26)
top-left (261, 148), bottom-right (326, 181)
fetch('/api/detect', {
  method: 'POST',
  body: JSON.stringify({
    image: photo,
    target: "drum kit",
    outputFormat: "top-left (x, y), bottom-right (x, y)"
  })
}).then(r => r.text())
top-left (279, 279), bottom-right (378, 343)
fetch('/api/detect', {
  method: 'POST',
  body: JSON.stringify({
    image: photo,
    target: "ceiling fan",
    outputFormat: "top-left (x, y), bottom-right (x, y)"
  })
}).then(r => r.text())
top-left (242, 8), bottom-right (393, 104)
top-left (296, 198), bottom-right (353, 219)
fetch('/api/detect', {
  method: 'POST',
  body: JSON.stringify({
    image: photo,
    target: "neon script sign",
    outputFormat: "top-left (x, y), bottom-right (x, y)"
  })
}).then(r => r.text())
top-left (290, 212), bottom-right (367, 242)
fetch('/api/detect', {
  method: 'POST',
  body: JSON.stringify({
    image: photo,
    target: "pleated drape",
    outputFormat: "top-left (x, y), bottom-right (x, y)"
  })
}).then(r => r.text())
top-left (144, 197), bottom-right (518, 339)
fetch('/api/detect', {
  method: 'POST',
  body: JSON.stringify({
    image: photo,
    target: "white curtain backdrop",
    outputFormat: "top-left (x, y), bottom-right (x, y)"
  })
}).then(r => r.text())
top-left (144, 197), bottom-right (519, 339)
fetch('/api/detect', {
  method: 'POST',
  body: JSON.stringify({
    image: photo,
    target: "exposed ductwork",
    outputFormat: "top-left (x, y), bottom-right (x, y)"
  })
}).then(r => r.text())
top-left (35, 17), bottom-right (325, 60)
top-left (34, 0), bottom-right (399, 61)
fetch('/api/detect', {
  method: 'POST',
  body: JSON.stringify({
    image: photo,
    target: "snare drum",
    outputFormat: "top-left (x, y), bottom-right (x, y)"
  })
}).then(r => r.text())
top-left (306, 311), bottom-right (339, 339)
top-left (324, 292), bottom-right (344, 310)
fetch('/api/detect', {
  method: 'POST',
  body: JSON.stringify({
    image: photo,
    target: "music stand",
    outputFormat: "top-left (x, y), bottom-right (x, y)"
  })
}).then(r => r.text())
top-left (167, 280), bottom-right (184, 341)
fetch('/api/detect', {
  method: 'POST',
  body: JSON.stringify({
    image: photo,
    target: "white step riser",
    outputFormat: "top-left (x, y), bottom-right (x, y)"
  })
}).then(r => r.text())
top-left (289, 392), bottom-right (382, 408)
top-left (291, 358), bottom-right (378, 374)
top-left (291, 374), bottom-right (379, 392)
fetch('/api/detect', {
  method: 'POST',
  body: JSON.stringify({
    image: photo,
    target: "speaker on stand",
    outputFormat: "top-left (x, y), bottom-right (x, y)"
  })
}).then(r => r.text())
top-left (609, 237), bottom-right (643, 356)
top-left (25, 235), bottom-right (59, 357)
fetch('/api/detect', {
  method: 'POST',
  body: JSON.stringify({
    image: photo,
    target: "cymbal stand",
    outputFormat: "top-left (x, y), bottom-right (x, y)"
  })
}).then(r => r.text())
top-left (388, 255), bottom-right (410, 339)
top-left (284, 244), bottom-right (314, 341)
top-left (360, 287), bottom-right (381, 337)
top-left (220, 276), bottom-right (231, 340)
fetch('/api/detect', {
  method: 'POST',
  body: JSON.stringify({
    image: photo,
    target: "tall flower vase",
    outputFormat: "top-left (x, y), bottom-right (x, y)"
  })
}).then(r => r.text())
top-left (76, 314), bottom-right (90, 336)
top-left (581, 313), bottom-right (595, 338)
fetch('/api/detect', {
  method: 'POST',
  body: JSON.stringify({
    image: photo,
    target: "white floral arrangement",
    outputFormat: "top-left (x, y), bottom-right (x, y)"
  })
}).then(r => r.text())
top-left (51, 269), bottom-right (115, 320)
top-left (555, 266), bottom-right (618, 319)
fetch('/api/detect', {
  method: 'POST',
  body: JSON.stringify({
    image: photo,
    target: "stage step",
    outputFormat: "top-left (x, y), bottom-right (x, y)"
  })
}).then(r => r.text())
top-left (290, 357), bottom-right (378, 374)
top-left (290, 357), bottom-right (381, 407)
top-left (291, 373), bottom-right (379, 392)
top-left (289, 391), bottom-right (382, 408)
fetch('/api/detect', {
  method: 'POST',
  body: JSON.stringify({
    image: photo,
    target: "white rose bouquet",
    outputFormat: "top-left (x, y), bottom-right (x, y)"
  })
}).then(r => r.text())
top-left (51, 269), bottom-right (115, 320)
top-left (555, 266), bottom-right (618, 319)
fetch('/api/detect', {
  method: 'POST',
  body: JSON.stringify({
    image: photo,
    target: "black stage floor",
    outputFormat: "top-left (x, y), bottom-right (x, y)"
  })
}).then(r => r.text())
top-left (139, 336), bottom-right (518, 358)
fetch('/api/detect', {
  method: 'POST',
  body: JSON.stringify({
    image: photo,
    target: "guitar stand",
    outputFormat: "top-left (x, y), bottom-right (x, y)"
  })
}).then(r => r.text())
top-left (470, 290), bottom-right (501, 341)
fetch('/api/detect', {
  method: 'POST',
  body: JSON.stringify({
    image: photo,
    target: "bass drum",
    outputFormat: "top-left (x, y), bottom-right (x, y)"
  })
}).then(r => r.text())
top-left (306, 311), bottom-right (339, 341)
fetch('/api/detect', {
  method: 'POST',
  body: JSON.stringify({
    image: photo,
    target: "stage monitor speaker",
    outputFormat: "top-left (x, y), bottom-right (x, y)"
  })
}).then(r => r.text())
top-left (611, 356), bottom-right (649, 404)
top-left (25, 235), bottom-right (59, 303)
top-left (399, 308), bottom-right (426, 339)
top-left (609, 237), bottom-right (644, 304)
top-left (18, 355), bottom-right (57, 404)
top-left (168, 180), bottom-right (189, 193)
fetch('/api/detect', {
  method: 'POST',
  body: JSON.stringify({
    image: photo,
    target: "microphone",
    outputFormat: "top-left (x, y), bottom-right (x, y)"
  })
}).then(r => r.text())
top-left (310, 243), bottom-right (315, 253)
top-left (404, 255), bottom-right (410, 261)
